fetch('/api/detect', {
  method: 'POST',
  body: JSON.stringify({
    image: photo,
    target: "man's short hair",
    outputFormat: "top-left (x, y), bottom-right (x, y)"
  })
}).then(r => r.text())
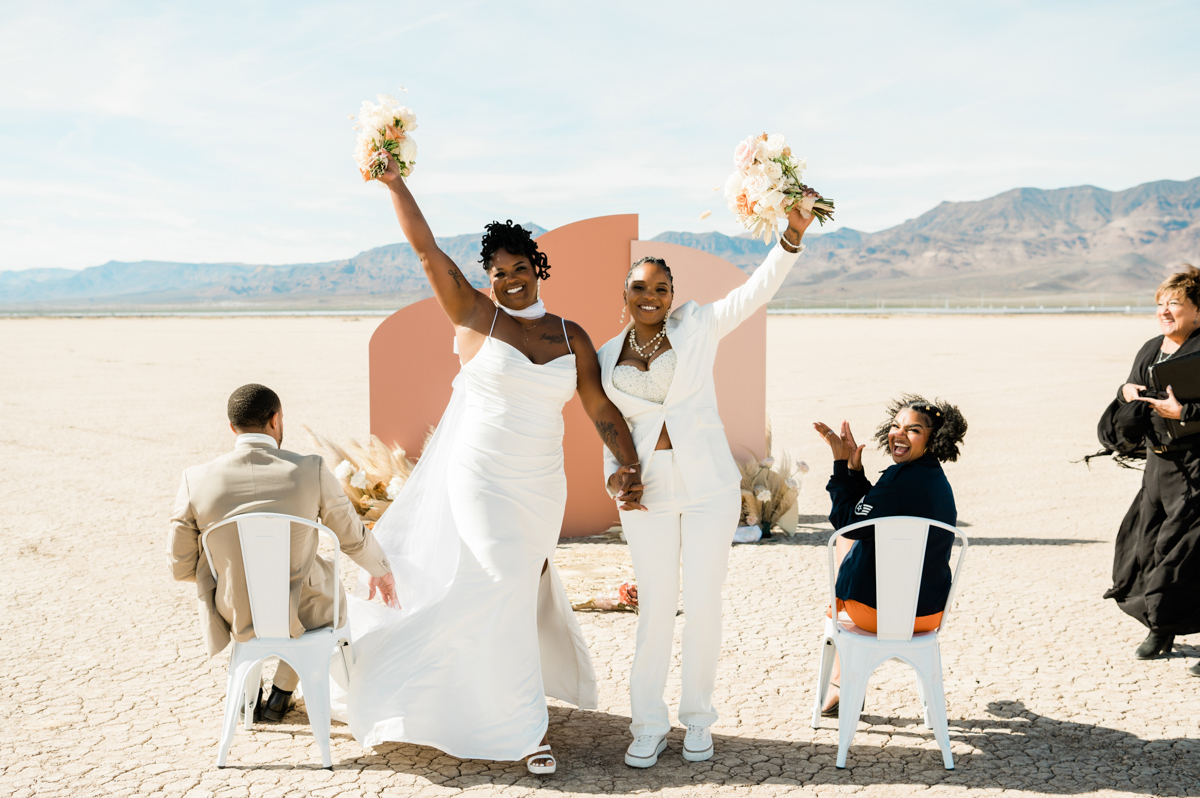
top-left (227, 384), bottom-right (281, 429)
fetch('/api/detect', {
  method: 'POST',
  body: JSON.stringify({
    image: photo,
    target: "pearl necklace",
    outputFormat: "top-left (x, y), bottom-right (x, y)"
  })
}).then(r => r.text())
top-left (628, 324), bottom-right (667, 358)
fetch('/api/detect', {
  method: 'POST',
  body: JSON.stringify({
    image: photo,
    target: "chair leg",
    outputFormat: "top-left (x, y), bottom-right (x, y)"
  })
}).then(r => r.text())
top-left (218, 647), bottom-right (256, 767)
top-left (919, 646), bottom-right (954, 770)
top-left (243, 661), bottom-right (264, 731)
top-left (810, 636), bottom-right (837, 729)
top-left (913, 669), bottom-right (930, 728)
top-left (834, 651), bottom-right (870, 769)
top-left (295, 658), bottom-right (334, 770)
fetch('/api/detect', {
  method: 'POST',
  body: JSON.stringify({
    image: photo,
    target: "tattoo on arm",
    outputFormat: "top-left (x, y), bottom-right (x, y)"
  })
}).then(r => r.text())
top-left (595, 420), bottom-right (619, 455)
top-left (448, 269), bottom-right (462, 288)
top-left (541, 333), bottom-right (567, 344)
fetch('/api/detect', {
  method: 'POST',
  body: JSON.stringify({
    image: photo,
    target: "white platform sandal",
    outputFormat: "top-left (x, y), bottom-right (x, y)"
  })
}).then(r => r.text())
top-left (526, 744), bottom-right (557, 775)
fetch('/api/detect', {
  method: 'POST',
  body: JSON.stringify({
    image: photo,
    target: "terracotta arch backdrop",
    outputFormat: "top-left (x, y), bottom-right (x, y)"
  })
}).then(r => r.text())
top-left (369, 214), bottom-right (768, 537)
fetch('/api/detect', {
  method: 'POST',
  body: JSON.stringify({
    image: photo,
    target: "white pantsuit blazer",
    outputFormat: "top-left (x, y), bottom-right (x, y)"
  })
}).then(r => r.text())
top-left (599, 241), bottom-right (804, 499)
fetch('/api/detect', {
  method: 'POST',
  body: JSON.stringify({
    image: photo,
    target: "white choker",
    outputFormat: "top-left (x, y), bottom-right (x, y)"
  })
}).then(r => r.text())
top-left (496, 297), bottom-right (546, 320)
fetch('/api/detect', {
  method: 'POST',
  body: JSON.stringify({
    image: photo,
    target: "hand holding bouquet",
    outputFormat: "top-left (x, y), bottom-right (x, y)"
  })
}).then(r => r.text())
top-left (353, 93), bottom-right (418, 181)
top-left (724, 132), bottom-right (834, 242)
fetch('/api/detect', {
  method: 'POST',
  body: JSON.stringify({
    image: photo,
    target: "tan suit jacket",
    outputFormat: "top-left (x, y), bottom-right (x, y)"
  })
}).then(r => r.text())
top-left (168, 436), bottom-right (391, 657)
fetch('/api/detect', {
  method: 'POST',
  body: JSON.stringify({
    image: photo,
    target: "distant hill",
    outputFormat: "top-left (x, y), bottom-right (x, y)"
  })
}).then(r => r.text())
top-left (770, 177), bottom-right (1200, 304)
top-left (0, 225), bottom-right (545, 311)
top-left (4, 177), bottom-right (1199, 311)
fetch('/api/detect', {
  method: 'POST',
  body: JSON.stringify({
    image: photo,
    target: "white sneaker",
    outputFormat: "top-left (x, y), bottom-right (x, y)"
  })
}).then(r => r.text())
top-left (625, 733), bottom-right (668, 768)
top-left (682, 724), bottom-right (713, 762)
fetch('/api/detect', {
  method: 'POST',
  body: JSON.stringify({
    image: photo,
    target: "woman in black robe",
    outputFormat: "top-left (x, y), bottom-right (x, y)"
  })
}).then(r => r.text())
top-left (1104, 266), bottom-right (1200, 674)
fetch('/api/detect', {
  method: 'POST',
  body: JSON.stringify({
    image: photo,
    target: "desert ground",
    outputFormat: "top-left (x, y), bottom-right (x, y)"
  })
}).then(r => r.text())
top-left (1, 314), bottom-right (1197, 798)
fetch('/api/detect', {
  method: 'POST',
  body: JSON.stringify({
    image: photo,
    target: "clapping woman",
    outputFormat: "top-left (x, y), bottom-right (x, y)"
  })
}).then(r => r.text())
top-left (812, 396), bottom-right (967, 715)
top-left (597, 202), bottom-right (816, 768)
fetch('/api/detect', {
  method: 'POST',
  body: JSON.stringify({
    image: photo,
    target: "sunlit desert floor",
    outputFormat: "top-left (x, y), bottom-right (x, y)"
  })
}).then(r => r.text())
top-left (2, 314), bottom-right (1197, 797)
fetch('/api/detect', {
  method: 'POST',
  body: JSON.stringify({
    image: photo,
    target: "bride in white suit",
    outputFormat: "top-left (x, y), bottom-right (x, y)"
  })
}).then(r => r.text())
top-left (598, 202), bottom-right (816, 767)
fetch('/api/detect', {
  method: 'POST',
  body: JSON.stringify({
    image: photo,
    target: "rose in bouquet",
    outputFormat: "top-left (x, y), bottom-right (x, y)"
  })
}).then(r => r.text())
top-left (353, 93), bottom-right (418, 181)
top-left (724, 132), bottom-right (835, 242)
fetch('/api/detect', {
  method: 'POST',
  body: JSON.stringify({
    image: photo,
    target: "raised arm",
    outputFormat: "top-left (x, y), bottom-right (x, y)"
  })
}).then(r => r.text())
top-left (569, 323), bottom-right (646, 511)
top-left (710, 205), bottom-right (816, 340)
top-left (378, 157), bottom-right (482, 326)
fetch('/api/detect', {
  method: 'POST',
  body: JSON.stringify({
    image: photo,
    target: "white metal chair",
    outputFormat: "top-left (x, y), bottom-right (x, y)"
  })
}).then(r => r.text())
top-left (201, 512), bottom-right (351, 770)
top-left (810, 516), bottom-right (968, 770)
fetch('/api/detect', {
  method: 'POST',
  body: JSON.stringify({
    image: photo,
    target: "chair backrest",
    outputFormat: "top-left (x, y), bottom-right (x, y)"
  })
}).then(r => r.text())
top-left (201, 512), bottom-right (341, 640)
top-left (827, 516), bottom-right (967, 642)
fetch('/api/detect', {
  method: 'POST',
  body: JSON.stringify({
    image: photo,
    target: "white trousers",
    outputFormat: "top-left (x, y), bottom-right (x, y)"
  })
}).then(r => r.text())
top-left (619, 450), bottom-right (741, 738)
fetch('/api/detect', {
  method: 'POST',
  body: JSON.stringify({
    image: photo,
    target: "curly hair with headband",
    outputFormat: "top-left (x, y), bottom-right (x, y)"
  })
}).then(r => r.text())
top-left (873, 394), bottom-right (968, 463)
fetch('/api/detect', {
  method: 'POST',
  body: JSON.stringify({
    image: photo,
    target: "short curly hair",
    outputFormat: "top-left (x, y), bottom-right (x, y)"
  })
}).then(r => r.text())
top-left (1156, 264), bottom-right (1200, 308)
top-left (227, 383), bottom-right (280, 429)
top-left (479, 220), bottom-right (550, 279)
top-left (873, 394), bottom-right (967, 463)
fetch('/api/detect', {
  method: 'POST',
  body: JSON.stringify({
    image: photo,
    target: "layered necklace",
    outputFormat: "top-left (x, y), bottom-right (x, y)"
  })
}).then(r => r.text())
top-left (628, 323), bottom-right (667, 358)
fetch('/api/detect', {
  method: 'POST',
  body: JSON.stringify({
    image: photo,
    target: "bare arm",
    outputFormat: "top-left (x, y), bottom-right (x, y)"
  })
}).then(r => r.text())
top-left (378, 157), bottom-right (482, 325)
top-left (569, 323), bottom-right (647, 511)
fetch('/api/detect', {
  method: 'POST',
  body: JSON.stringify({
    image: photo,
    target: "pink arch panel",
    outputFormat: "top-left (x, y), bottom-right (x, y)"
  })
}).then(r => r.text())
top-left (369, 214), bottom-right (767, 537)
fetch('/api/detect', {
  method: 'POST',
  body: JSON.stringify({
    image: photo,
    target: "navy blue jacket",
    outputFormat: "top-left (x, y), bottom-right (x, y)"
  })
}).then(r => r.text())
top-left (827, 454), bottom-right (957, 617)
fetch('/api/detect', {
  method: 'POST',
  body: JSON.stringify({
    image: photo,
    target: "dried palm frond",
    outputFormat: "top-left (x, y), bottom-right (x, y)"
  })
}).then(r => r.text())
top-left (302, 425), bottom-right (420, 521)
top-left (736, 417), bottom-right (808, 537)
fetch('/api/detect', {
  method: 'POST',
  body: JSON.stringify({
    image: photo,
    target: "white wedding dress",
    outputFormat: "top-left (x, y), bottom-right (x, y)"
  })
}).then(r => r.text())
top-left (344, 315), bottom-right (598, 761)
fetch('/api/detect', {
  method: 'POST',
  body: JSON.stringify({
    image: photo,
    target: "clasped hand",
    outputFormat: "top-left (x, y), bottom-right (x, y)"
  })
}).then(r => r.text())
top-left (608, 465), bottom-right (647, 512)
top-left (1129, 383), bottom-right (1184, 420)
top-left (813, 420), bottom-right (865, 470)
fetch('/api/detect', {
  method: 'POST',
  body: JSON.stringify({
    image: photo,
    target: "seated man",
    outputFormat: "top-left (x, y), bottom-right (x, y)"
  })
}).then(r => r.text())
top-left (169, 383), bottom-right (397, 722)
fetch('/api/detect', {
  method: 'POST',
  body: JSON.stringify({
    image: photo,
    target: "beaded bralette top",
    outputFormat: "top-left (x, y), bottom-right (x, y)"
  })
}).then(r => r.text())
top-left (612, 349), bottom-right (676, 405)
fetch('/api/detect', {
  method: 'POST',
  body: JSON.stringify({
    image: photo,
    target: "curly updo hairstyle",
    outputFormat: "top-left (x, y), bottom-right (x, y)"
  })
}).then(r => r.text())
top-left (873, 394), bottom-right (968, 463)
top-left (1156, 264), bottom-right (1200, 308)
top-left (479, 220), bottom-right (550, 279)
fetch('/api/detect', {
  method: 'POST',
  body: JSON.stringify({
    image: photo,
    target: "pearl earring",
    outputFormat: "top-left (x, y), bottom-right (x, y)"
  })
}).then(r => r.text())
top-left (620, 306), bottom-right (627, 325)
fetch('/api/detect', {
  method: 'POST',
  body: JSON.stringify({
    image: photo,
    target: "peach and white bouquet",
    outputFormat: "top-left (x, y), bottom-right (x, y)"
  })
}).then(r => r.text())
top-left (353, 93), bottom-right (418, 181)
top-left (724, 132), bottom-right (835, 242)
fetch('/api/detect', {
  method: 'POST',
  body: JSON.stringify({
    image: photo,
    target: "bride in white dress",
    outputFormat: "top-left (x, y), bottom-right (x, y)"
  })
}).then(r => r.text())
top-left (345, 155), bottom-right (645, 774)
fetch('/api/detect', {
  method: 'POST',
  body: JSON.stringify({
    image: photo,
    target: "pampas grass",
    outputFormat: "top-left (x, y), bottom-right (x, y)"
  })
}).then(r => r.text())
top-left (738, 421), bottom-right (808, 536)
top-left (303, 425), bottom-right (420, 524)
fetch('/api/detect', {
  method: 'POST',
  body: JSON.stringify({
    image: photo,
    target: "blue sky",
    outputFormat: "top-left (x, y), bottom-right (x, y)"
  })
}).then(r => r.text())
top-left (2, 0), bottom-right (1199, 271)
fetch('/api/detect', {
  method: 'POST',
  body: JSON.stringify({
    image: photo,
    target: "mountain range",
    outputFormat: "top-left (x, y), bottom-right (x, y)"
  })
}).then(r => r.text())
top-left (4, 177), bottom-right (1199, 310)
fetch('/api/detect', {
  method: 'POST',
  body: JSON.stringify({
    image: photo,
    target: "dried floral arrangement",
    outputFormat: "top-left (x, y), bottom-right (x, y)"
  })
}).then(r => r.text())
top-left (738, 426), bottom-right (808, 539)
top-left (572, 582), bottom-right (638, 613)
top-left (302, 425), bottom-right (426, 524)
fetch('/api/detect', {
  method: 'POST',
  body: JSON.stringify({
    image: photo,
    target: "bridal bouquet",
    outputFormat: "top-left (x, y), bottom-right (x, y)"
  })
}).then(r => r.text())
top-left (353, 93), bottom-right (418, 181)
top-left (724, 132), bottom-right (835, 242)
